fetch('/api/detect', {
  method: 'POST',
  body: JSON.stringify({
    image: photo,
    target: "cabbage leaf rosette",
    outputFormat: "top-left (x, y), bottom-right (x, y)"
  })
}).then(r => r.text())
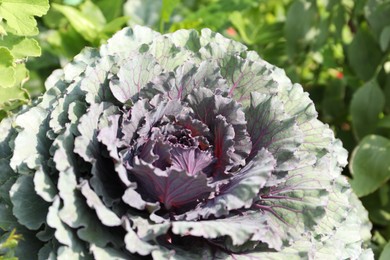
top-left (0, 27), bottom-right (373, 259)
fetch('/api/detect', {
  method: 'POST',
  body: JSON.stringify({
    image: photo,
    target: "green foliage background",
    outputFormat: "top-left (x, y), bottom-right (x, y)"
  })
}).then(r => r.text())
top-left (1, 0), bottom-right (390, 258)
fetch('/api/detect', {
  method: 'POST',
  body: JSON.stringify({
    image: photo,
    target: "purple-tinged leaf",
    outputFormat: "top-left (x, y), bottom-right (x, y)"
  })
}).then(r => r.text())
top-left (129, 158), bottom-right (212, 210)
top-left (171, 146), bottom-right (213, 176)
top-left (141, 61), bottom-right (227, 101)
top-left (109, 53), bottom-right (163, 103)
top-left (187, 88), bottom-right (252, 172)
top-left (175, 114), bottom-right (210, 140)
top-left (206, 115), bottom-right (235, 176)
top-left (246, 92), bottom-right (303, 171)
top-left (178, 149), bottom-right (275, 220)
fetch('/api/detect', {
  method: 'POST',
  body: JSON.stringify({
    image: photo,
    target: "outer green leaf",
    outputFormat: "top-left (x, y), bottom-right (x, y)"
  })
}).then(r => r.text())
top-left (347, 30), bottom-right (382, 81)
top-left (90, 244), bottom-right (129, 260)
top-left (350, 135), bottom-right (390, 197)
top-left (350, 80), bottom-right (385, 139)
top-left (79, 181), bottom-right (121, 227)
top-left (0, 0), bottom-right (49, 36)
top-left (9, 175), bottom-right (49, 230)
top-left (109, 54), bottom-right (162, 103)
top-left (10, 106), bottom-right (48, 173)
top-left (172, 211), bottom-right (282, 249)
top-left (33, 166), bottom-right (57, 203)
top-left (123, 218), bottom-right (160, 256)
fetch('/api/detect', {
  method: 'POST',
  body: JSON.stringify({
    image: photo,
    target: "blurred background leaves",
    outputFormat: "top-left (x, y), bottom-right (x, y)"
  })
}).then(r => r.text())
top-left (1, 0), bottom-right (390, 258)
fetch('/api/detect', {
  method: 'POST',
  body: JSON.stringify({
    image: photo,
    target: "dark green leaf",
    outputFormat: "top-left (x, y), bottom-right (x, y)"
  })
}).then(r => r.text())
top-left (9, 175), bottom-right (50, 230)
top-left (365, 0), bottom-right (390, 38)
top-left (350, 135), bottom-right (390, 197)
top-left (350, 80), bottom-right (385, 139)
top-left (347, 29), bottom-right (382, 81)
top-left (380, 26), bottom-right (390, 51)
top-left (285, 0), bottom-right (317, 57)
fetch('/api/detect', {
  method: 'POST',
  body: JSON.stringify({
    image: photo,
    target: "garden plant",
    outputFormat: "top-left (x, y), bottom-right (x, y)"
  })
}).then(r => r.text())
top-left (1, 0), bottom-right (390, 259)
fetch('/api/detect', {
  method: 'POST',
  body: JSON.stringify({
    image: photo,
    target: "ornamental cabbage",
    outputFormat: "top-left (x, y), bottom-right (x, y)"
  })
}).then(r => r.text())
top-left (0, 26), bottom-right (373, 259)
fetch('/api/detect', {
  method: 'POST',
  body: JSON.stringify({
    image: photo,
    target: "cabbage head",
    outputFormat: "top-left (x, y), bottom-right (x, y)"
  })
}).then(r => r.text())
top-left (0, 26), bottom-right (373, 259)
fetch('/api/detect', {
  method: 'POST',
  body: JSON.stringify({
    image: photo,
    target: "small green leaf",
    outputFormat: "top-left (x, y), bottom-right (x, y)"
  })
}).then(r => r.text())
top-left (350, 135), bottom-right (390, 197)
top-left (380, 26), bottom-right (390, 52)
top-left (1, 34), bottom-right (41, 59)
top-left (0, 47), bottom-right (15, 88)
top-left (379, 241), bottom-right (390, 260)
top-left (347, 29), bottom-right (382, 81)
top-left (0, 0), bottom-right (49, 36)
top-left (350, 80), bottom-right (385, 139)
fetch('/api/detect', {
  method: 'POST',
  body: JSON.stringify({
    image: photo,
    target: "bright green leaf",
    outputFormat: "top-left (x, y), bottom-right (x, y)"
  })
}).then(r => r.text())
top-left (1, 34), bottom-right (41, 59)
top-left (347, 29), bottom-right (382, 81)
top-left (0, 47), bottom-right (15, 88)
top-left (380, 26), bottom-right (390, 51)
top-left (350, 80), bottom-right (385, 139)
top-left (80, 0), bottom-right (106, 29)
top-left (0, 0), bottom-right (49, 36)
top-left (350, 135), bottom-right (390, 197)
top-left (0, 24), bottom-right (6, 35)
top-left (0, 64), bottom-right (29, 109)
top-left (229, 11), bottom-right (254, 44)
top-left (52, 3), bottom-right (99, 43)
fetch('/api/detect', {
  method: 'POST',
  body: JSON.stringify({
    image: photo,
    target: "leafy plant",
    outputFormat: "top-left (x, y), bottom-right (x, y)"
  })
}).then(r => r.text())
top-left (0, 0), bottom-right (49, 120)
top-left (0, 26), bottom-right (372, 259)
top-left (0, 229), bottom-right (22, 260)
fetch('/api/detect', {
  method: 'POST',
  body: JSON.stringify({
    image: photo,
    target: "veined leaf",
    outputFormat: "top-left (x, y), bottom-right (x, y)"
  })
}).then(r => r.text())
top-left (0, 0), bottom-right (49, 36)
